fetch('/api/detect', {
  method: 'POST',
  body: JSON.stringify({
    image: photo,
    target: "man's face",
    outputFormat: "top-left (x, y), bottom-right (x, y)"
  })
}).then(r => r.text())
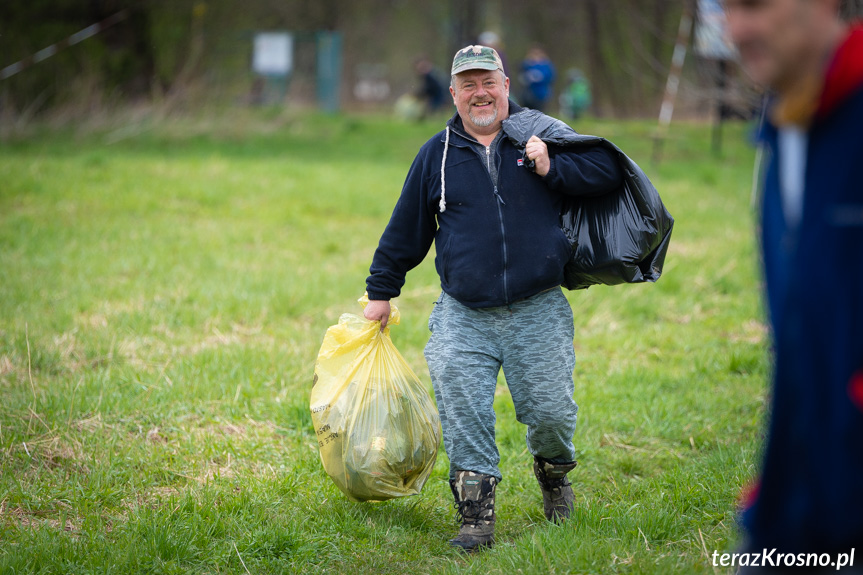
top-left (450, 69), bottom-right (510, 133)
top-left (724, 0), bottom-right (825, 90)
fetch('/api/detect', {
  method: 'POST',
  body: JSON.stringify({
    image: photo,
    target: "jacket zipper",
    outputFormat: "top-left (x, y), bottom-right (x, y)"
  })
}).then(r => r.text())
top-left (486, 145), bottom-right (509, 305)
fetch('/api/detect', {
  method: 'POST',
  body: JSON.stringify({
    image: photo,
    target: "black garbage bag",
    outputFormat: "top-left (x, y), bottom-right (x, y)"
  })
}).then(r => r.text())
top-left (502, 109), bottom-right (674, 290)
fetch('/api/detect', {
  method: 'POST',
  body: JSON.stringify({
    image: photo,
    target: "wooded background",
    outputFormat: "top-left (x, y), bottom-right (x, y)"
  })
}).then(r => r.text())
top-left (2, 0), bottom-right (862, 121)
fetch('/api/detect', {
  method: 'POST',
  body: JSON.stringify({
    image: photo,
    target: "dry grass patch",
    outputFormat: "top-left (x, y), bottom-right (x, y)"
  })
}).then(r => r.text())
top-left (1, 500), bottom-right (83, 537)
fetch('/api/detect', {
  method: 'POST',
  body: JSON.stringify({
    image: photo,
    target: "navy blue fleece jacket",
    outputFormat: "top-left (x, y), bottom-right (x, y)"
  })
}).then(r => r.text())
top-left (366, 101), bottom-right (622, 308)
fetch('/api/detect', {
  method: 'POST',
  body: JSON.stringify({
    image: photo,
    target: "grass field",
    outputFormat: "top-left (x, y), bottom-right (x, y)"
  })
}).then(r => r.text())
top-left (0, 109), bottom-right (767, 574)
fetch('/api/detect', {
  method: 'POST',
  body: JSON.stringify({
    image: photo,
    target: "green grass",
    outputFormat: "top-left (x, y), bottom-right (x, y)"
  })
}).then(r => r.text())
top-left (0, 108), bottom-right (766, 574)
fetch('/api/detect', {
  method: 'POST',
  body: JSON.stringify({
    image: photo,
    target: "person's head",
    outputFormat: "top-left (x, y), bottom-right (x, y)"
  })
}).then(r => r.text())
top-left (478, 31), bottom-right (502, 50)
top-left (449, 45), bottom-right (510, 134)
top-left (414, 56), bottom-right (433, 75)
top-left (526, 45), bottom-right (548, 61)
top-left (724, 0), bottom-right (846, 92)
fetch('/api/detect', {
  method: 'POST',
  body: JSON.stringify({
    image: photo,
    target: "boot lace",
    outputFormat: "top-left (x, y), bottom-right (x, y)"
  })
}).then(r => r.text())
top-left (453, 499), bottom-right (480, 525)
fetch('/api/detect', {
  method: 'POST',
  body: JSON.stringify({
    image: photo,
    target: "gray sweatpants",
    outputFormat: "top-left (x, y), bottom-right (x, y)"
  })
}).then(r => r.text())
top-left (424, 288), bottom-right (578, 482)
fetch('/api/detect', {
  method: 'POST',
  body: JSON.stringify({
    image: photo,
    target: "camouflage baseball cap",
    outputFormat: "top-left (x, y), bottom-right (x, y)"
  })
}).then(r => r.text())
top-left (451, 45), bottom-right (504, 75)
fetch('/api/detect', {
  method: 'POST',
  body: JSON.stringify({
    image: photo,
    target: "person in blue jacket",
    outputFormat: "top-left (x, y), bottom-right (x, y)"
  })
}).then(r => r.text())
top-left (725, 0), bottom-right (863, 568)
top-left (363, 45), bottom-right (622, 552)
top-left (519, 45), bottom-right (556, 112)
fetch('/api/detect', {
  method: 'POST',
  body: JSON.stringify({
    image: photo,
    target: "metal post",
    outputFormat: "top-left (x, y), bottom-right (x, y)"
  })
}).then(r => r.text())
top-left (712, 59), bottom-right (730, 156)
top-left (652, 2), bottom-right (694, 164)
top-left (316, 31), bottom-right (343, 113)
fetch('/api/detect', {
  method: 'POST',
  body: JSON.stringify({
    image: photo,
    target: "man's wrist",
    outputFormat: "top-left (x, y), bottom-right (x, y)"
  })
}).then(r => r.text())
top-left (540, 156), bottom-right (556, 180)
top-left (365, 291), bottom-right (391, 302)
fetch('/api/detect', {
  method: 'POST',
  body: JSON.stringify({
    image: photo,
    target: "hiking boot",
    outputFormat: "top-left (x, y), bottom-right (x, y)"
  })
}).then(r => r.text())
top-left (533, 457), bottom-right (578, 523)
top-left (448, 470), bottom-right (497, 552)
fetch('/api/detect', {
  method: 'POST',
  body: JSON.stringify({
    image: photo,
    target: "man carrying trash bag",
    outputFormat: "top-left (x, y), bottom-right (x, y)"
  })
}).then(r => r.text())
top-left (363, 45), bottom-right (626, 552)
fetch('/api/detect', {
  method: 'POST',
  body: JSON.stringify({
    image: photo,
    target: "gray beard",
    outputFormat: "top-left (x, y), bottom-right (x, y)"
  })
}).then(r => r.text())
top-left (469, 106), bottom-right (498, 127)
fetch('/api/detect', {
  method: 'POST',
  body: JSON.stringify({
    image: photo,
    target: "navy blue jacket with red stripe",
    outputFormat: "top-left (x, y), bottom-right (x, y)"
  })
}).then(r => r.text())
top-left (742, 26), bottom-right (863, 553)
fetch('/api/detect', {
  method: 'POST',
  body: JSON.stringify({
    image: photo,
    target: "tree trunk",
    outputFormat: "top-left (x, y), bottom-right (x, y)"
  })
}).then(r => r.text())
top-left (585, 0), bottom-right (610, 116)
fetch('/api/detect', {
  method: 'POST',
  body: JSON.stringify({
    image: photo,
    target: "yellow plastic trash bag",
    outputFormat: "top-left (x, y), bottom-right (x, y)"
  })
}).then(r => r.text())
top-left (310, 296), bottom-right (441, 502)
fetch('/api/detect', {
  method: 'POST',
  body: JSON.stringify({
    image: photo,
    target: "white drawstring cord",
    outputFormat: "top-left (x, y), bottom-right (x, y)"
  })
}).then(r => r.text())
top-left (439, 126), bottom-right (450, 213)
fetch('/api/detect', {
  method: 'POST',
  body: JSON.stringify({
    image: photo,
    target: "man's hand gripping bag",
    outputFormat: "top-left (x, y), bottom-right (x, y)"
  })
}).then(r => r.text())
top-left (310, 297), bottom-right (441, 502)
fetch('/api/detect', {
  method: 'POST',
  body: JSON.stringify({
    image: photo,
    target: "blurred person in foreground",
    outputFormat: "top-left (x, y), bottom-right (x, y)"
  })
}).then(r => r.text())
top-left (363, 45), bottom-right (622, 552)
top-left (724, 0), bottom-right (863, 568)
